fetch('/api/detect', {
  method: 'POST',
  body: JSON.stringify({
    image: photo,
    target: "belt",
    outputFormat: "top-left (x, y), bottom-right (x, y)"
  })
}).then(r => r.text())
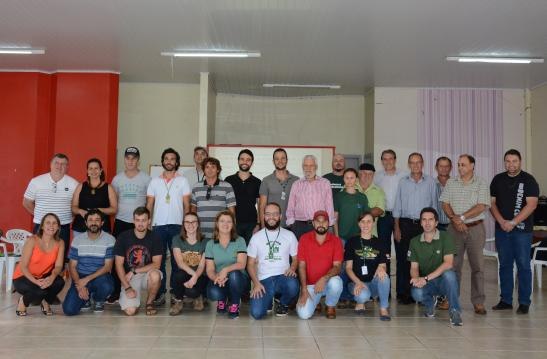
top-left (400, 217), bottom-right (421, 225)
top-left (465, 220), bottom-right (483, 228)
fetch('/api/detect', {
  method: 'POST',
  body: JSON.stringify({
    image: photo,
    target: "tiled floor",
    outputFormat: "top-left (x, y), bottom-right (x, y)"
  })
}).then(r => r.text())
top-left (1, 257), bottom-right (546, 359)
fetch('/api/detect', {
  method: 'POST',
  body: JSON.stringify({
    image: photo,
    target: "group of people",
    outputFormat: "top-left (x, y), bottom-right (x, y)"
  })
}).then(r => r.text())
top-left (13, 145), bottom-right (539, 326)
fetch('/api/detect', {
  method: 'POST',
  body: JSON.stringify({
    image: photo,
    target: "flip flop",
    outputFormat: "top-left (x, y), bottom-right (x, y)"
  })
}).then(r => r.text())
top-left (146, 303), bottom-right (157, 316)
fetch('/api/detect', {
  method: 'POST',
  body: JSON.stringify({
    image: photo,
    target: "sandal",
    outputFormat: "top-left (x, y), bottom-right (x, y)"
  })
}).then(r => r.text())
top-left (145, 303), bottom-right (157, 316)
top-left (40, 302), bottom-right (53, 316)
top-left (16, 297), bottom-right (27, 317)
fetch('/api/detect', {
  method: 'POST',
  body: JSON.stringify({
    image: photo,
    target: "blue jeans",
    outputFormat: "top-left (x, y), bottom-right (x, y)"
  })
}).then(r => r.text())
top-left (207, 271), bottom-right (250, 305)
top-left (62, 274), bottom-right (114, 316)
top-left (411, 270), bottom-right (461, 311)
top-left (296, 276), bottom-right (343, 319)
top-left (250, 274), bottom-right (300, 319)
top-left (495, 229), bottom-right (532, 305)
top-left (348, 275), bottom-right (391, 309)
top-left (153, 224), bottom-right (181, 295)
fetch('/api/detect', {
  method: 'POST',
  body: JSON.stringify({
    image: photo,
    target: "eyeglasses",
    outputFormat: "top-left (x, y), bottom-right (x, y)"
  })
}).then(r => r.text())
top-left (184, 221), bottom-right (198, 225)
top-left (264, 212), bottom-right (280, 218)
top-left (206, 186), bottom-right (212, 200)
top-left (52, 182), bottom-right (57, 193)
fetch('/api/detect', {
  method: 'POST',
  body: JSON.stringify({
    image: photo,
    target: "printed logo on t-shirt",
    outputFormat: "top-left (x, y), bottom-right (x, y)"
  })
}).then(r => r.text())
top-left (356, 246), bottom-right (379, 259)
top-left (126, 244), bottom-right (151, 269)
top-left (264, 240), bottom-right (282, 261)
top-left (514, 182), bottom-right (525, 230)
top-left (182, 251), bottom-right (202, 267)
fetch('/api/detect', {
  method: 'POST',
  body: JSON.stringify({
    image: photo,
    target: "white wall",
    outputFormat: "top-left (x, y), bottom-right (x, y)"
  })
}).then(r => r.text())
top-left (373, 87), bottom-right (526, 172)
top-left (117, 82), bottom-right (200, 172)
top-left (531, 84), bottom-right (547, 192)
top-left (214, 94), bottom-right (366, 156)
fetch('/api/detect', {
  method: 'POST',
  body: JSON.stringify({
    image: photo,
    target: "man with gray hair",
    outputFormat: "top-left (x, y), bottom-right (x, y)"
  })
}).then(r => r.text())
top-left (286, 155), bottom-right (334, 240)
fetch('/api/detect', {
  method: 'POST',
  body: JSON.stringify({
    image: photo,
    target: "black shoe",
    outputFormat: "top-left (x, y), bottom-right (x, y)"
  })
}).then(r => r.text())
top-left (275, 304), bottom-right (289, 317)
top-left (399, 295), bottom-right (415, 305)
top-left (491, 301), bottom-right (513, 310)
top-left (516, 304), bottom-right (529, 314)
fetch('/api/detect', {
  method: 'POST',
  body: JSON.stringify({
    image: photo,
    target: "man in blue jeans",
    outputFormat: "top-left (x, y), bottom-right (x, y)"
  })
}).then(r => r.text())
top-left (146, 148), bottom-right (191, 305)
top-left (409, 207), bottom-right (462, 326)
top-left (63, 209), bottom-right (115, 315)
top-left (248, 202), bottom-right (299, 319)
top-left (490, 149), bottom-right (539, 315)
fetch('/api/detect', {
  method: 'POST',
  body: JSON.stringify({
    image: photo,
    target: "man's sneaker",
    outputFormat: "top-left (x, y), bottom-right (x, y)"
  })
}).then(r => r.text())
top-left (216, 300), bottom-right (227, 314)
top-left (169, 299), bottom-right (183, 316)
top-left (516, 304), bottom-right (529, 314)
top-left (275, 304), bottom-right (289, 317)
top-left (437, 296), bottom-right (449, 310)
top-left (105, 296), bottom-right (118, 305)
top-left (449, 309), bottom-right (463, 326)
top-left (153, 293), bottom-right (166, 306)
top-left (491, 300), bottom-right (513, 310)
top-left (93, 302), bottom-right (105, 313)
top-left (81, 300), bottom-right (92, 311)
top-left (424, 296), bottom-right (437, 318)
top-left (228, 303), bottom-right (240, 319)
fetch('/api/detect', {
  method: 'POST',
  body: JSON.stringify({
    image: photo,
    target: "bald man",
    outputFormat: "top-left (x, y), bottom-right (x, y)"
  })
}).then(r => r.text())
top-left (323, 154), bottom-right (346, 199)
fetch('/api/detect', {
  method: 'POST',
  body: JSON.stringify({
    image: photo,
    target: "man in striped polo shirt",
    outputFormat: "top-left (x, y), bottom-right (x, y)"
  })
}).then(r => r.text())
top-left (191, 157), bottom-right (236, 240)
top-left (23, 153), bottom-right (79, 258)
top-left (63, 209), bottom-right (115, 315)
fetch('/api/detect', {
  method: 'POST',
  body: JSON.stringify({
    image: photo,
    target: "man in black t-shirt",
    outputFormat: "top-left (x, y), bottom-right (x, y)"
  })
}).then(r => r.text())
top-left (490, 149), bottom-right (539, 315)
top-left (114, 207), bottom-right (163, 316)
top-left (225, 149), bottom-right (261, 244)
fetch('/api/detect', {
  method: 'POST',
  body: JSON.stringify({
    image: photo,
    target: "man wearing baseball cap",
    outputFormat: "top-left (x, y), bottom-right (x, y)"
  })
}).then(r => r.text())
top-left (296, 210), bottom-right (344, 319)
top-left (109, 146), bottom-right (151, 303)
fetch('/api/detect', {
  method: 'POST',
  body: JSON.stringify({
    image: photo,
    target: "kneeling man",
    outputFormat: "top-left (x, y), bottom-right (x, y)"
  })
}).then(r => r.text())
top-left (409, 207), bottom-right (462, 326)
top-left (296, 210), bottom-right (343, 319)
top-left (115, 207), bottom-right (163, 316)
top-left (248, 202), bottom-right (299, 319)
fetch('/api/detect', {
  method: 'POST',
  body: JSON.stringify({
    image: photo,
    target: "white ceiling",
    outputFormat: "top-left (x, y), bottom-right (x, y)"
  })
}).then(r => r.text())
top-left (1, 0), bottom-right (547, 96)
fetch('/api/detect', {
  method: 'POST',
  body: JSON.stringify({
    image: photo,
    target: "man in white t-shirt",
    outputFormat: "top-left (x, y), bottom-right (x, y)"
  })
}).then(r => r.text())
top-left (23, 153), bottom-right (79, 257)
top-left (247, 202), bottom-right (299, 319)
top-left (146, 148), bottom-right (191, 304)
top-left (182, 146), bottom-right (208, 188)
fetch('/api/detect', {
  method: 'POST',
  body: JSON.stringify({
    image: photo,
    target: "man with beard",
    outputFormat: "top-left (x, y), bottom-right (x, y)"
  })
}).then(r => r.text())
top-left (115, 207), bottom-right (163, 316)
top-left (258, 148), bottom-right (299, 229)
top-left (248, 202), bottom-right (299, 319)
top-left (286, 155), bottom-right (335, 240)
top-left (191, 157), bottom-right (236, 240)
top-left (63, 209), bottom-right (115, 315)
top-left (183, 146), bottom-right (208, 188)
top-left (226, 149), bottom-right (262, 244)
top-left (323, 154), bottom-right (346, 198)
top-left (296, 210), bottom-right (343, 319)
top-left (146, 148), bottom-right (191, 305)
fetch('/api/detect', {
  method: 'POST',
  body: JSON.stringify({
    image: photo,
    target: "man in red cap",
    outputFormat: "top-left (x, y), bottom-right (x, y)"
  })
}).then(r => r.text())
top-left (296, 210), bottom-right (344, 319)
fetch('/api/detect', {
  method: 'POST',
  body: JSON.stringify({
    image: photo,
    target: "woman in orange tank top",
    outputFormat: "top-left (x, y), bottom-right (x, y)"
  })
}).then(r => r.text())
top-left (13, 213), bottom-right (65, 316)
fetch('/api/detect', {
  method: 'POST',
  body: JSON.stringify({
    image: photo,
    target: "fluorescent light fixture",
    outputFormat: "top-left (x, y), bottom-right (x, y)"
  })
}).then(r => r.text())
top-left (263, 83), bottom-right (341, 90)
top-left (0, 47), bottom-right (45, 55)
top-left (446, 56), bottom-right (544, 64)
top-left (161, 50), bottom-right (260, 58)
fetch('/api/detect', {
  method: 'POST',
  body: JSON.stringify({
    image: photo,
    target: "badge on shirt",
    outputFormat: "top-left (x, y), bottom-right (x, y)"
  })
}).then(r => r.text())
top-left (361, 265), bottom-right (368, 275)
top-left (436, 250), bottom-right (441, 254)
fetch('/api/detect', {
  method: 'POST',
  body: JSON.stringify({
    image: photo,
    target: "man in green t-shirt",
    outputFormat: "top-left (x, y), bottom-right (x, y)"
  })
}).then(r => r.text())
top-left (408, 207), bottom-right (462, 326)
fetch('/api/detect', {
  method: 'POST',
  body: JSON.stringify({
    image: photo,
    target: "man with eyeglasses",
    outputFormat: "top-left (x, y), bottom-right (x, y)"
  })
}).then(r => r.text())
top-left (248, 202), bottom-right (299, 319)
top-left (23, 153), bottom-right (79, 258)
top-left (191, 157), bottom-right (236, 240)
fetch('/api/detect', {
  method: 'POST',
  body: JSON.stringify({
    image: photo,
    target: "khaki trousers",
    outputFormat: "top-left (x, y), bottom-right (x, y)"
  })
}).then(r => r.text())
top-left (448, 223), bottom-right (486, 305)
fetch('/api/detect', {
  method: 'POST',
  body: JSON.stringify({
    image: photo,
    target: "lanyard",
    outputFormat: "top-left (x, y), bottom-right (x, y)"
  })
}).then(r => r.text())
top-left (265, 228), bottom-right (281, 259)
top-left (163, 177), bottom-right (175, 203)
top-left (360, 237), bottom-right (372, 262)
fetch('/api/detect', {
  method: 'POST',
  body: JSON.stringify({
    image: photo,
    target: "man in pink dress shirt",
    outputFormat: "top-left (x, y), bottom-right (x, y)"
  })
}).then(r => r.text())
top-left (286, 155), bottom-right (335, 240)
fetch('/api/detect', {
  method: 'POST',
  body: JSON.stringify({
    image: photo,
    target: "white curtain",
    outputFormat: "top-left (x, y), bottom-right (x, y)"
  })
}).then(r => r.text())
top-left (417, 88), bottom-right (505, 244)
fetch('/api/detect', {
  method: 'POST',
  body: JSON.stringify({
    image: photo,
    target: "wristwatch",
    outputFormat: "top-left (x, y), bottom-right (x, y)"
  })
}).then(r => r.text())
top-left (132, 269), bottom-right (137, 275)
top-left (459, 215), bottom-right (466, 222)
top-left (424, 275), bottom-right (429, 282)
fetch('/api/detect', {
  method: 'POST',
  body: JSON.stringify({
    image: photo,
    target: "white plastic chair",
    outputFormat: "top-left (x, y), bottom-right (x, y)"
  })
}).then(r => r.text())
top-left (1, 229), bottom-right (32, 292)
top-left (483, 237), bottom-right (517, 288)
top-left (531, 245), bottom-right (547, 290)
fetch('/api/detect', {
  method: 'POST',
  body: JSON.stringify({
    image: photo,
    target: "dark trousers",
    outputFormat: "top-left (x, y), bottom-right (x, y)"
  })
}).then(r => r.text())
top-left (377, 212), bottom-right (394, 276)
top-left (395, 218), bottom-right (423, 297)
top-left (33, 223), bottom-right (71, 261)
top-left (172, 271), bottom-right (208, 299)
top-left (13, 275), bottom-right (65, 307)
top-left (207, 271), bottom-right (250, 305)
top-left (291, 220), bottom-right (314, 241)
top-left (109, 219), bottom-right (135, 300)
top-left (237, 222), bottom-right (257, 245)
top-left (153, 224), bottom-right (181, 295)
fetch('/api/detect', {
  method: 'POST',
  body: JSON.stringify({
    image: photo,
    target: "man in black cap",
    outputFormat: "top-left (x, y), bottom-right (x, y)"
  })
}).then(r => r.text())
top-left (109, 146), bottom-right (151, 303)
